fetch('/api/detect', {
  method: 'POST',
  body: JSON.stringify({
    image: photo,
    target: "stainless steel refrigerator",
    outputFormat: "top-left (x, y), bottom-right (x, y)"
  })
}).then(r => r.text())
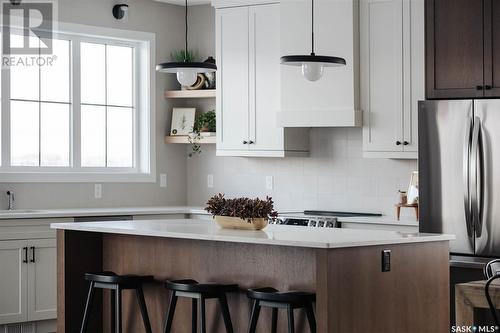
top-left (419, 99), bottom-right (500, 265)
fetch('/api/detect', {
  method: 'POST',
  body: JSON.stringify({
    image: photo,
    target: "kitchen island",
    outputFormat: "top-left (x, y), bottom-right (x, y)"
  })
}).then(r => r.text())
top-left (52, 219), bottom-right (453, 333)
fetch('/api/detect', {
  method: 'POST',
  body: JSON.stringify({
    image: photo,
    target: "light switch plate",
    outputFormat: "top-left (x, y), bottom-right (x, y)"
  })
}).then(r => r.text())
top-left (266, 176), bottom-right (274, 190)
top-left (160, 174), bottom-right (167, 188)
top-left (94, 184), bottom-right (102, 199)
top-left (207, 174), bottom-right (214, 188)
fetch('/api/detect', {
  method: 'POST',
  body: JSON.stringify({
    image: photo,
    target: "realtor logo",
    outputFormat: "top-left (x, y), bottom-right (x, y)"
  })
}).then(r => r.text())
top-left (2, 0), bottom-right (55, 55)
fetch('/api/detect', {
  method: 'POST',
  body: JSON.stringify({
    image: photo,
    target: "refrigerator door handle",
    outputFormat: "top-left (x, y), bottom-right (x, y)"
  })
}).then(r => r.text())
top-left (463, 116), bottom-right (474, 238)
top-left (471, 116), bottom-right (484, 237)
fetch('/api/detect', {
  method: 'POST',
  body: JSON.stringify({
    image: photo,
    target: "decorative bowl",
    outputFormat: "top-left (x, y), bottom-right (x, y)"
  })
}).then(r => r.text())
top-left (214, 216), bottom-right (268, 230)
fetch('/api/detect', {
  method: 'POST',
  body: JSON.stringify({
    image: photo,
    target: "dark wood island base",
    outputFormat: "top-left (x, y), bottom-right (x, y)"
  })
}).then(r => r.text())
top-left (57, 229), bottom-right (450, 333)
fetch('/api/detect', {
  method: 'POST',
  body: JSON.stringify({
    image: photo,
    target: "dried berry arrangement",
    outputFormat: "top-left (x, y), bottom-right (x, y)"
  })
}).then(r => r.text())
top-left (206, 193), bottom-right (278, 222)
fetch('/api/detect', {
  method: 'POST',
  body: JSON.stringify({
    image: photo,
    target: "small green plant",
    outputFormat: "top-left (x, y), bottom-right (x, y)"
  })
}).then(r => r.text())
top-left (205, 193), bottom-right (278, 222)
top-left (194, 110), bottom-right (216, 133)
top-left (188, 111), bottom-right (216, 158)
top-left (170, 49), bottom-right (198, 62)
top-left (187, 132), bottom-right (202, 158)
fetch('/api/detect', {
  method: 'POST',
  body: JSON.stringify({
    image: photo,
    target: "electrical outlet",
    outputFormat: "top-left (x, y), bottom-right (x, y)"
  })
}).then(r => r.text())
top-left (94, 184), bottom-right (102, 199)
top-left (160, 174), bottom-right (167, 188)
top-left (266, 176), bottom-right (274, 190)
top-left (382, 250), bottom-right (391, 272)
top-left (207, 174), bottom-right (214, 188)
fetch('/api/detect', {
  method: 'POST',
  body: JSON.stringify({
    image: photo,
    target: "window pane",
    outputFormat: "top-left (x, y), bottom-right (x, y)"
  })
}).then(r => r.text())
top-left (41, 39), bottom-right (70, 103)
top-left (81, 42), bottom-right (105, 105)
top-left (11, 101), bottom-right (39, 166)
top-left (10, 34), bottom-right (39, 101)
top-left (107, 45), bottom-right (133, 107)
top-left (81, 105), bottom-right (105, 167)
top-left (40, 103), bottom-right (69, 166)
top-left (107, 107), bottom-right (133, 167)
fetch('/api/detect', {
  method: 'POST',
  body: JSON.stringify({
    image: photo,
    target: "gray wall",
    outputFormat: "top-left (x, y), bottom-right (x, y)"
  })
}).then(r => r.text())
top-left (4, 0), bottom-right (190, 209)
top-left (185, 5), bottom-right (417, 217)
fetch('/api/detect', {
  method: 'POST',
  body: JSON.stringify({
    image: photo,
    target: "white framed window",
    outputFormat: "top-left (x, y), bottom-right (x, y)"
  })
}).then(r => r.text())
top-left (0, 23), bottom-right (156, 182)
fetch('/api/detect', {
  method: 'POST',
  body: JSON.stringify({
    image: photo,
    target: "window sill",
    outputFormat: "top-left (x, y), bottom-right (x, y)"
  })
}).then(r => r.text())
top-left (0, 171), bottom-right (156, 183)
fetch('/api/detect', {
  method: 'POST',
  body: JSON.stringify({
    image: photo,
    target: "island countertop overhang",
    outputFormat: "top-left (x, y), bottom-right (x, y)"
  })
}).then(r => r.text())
top-left (51, 219), bottom-right (454, 249)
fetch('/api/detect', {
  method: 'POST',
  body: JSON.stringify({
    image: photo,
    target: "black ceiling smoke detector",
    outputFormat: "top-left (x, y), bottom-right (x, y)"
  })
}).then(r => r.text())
top-left (280, 0), bottom-right (346, 81)
top-left (112, 4), bottom-right (129, 20)
top-left (156, 0), bottom-right (217, 87)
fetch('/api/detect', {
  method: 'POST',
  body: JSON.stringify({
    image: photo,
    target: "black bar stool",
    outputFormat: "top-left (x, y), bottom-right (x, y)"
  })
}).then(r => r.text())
top-left (246, 287), bottom-right (316, 333)
top-left (80, 271), bottom-right (154, 333)
top-left (163, 279), bottom-right (238, 333)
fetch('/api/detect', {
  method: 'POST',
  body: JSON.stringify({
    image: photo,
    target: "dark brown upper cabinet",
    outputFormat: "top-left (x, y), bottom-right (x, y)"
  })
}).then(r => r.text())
top-left (426, 0), bottom-right (500, 99)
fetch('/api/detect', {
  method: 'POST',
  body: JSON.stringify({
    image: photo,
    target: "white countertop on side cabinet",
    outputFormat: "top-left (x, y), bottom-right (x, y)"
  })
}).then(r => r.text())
top-left (0, 206), bottom-right (208, 219)
top-left (51, 219), bottom-right (452, 249)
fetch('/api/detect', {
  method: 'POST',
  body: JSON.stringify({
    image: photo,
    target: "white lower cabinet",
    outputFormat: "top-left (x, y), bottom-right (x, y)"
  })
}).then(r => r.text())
top-left (27, 239), bottom-right (57, 322)
top-left (0, 240), bottom-right (28, 324)
top-left (0, 239), bottom-right (56, 325)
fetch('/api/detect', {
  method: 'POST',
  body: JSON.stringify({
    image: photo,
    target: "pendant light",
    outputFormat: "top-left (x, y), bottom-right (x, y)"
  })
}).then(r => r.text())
top-left (156, 0), bottom-right (216, 87)
top-left (281, 0), bottom-right (346, 82)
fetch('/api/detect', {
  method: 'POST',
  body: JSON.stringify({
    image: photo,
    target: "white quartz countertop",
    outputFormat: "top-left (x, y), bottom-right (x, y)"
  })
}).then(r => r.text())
top-left (51, 219), bottom-right (452, 249)
top-left (0, 206), bottom-right (208, 219)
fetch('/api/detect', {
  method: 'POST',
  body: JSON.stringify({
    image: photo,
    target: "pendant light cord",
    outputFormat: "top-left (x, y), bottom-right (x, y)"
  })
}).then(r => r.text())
top-left (184, 0), bottom-right (189, 62)
top-left (311, 0), bottom-right (315, 56)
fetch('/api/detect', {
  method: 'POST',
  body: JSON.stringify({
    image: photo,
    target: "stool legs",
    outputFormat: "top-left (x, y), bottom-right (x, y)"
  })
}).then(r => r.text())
top-left (136, 287), bottom-right (153, 333)
top-left (110, 290), bottom-right (116, 333)
top-left (80, 281), bottom-right (95, 333)
top-left (271, 308), bottom-right (278, 333)
top-left (219, 294), bottom-right (234, 333)
top-left (305, 303), bottom-right (316, 333)
top-left (191, 299), bottom-right (198, 333)
top-left (248, 300), bottom-right (261, 333)
top-left (163, 292), bottom-right (178, 333)
top-left (115, 287), bottom-right (122, 333)
top-left (286, 305), bottom-right (294, 333)
top-left (199, 296), bottom-right (206, 333)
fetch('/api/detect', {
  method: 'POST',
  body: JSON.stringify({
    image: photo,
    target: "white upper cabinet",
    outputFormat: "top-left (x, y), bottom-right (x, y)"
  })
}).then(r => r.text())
top-left (278, 0), bottom-right (361, 127)
top-left (361, 0), bottom-right (424, 158)
top-left (215, 6), bottom-right (249, 152)
top-left (215, 2), bottom-right (309, 157)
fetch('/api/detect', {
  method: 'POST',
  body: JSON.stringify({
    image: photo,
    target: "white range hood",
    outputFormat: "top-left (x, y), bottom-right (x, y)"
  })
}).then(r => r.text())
top-left (278, 0), bottom-right (361, 127)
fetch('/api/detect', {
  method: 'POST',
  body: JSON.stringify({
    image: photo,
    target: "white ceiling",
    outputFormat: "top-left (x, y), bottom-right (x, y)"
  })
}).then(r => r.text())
top-left (154, 0), bottom-right (211, 5)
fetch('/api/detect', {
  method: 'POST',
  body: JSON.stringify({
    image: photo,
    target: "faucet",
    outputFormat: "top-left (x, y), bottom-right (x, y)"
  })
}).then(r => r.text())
top-left (6, 191), bottom-right (14, 210)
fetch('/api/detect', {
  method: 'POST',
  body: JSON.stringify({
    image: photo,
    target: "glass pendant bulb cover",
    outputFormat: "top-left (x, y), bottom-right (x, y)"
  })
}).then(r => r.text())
top-left (177, 69), bottom-right (198, 86)
top-left (302, 62), bottom-right (324, 81)
top-left (280, 0), bottom-right (346, 81)
top-left (155, 0), bottom-right (216, 86)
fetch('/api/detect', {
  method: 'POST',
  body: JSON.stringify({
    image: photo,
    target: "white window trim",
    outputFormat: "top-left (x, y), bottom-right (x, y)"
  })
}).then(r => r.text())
top-left (0, 21), bottom-right (156, 183)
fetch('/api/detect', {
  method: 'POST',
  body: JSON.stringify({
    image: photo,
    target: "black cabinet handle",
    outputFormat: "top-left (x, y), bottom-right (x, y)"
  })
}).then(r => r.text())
top-left (485, 85), bottom-right (492, 90)
top-left (243, 141), bottom-right (248, 144)
top-left (403, 141), bottom-right (409, 146)
top-left (396, 141), bottom-right (402, 146)
top-left (477, 85), bottom-right (484, 90)
top-left (30, 246), bottom-right (35, 263)
top-left (248, 140), bottom-right (254, 144)
top-left (23, 247), bottom-right (28, 263)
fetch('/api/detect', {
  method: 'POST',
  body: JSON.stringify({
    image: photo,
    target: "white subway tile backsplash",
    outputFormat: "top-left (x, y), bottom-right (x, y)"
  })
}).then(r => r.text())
top-left (187, 128), bottom-right (416, 216)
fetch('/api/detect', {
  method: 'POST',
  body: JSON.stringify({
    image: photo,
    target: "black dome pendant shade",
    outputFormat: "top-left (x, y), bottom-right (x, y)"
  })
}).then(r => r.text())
top-left (281, 0), bottom-right (346, 81)
top-left (156, 0), bottom-right (216, 85)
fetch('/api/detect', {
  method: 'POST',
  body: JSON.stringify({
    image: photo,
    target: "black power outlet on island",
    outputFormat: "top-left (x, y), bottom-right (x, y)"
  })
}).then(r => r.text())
top-left (382, 250), bottom-right (391, 272)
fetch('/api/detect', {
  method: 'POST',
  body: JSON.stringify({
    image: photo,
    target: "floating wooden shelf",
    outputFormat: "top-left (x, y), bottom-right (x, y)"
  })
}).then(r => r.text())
top-left (164, 89), bottom-right (216, 99)
top-left (164, 136), bottom-right (216, 144)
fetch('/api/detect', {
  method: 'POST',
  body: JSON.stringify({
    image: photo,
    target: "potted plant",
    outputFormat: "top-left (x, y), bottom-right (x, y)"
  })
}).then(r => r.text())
top-left (206, 194), bottom-right (278, 230)
top-left (188, 111), bottom-right (216, 158)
